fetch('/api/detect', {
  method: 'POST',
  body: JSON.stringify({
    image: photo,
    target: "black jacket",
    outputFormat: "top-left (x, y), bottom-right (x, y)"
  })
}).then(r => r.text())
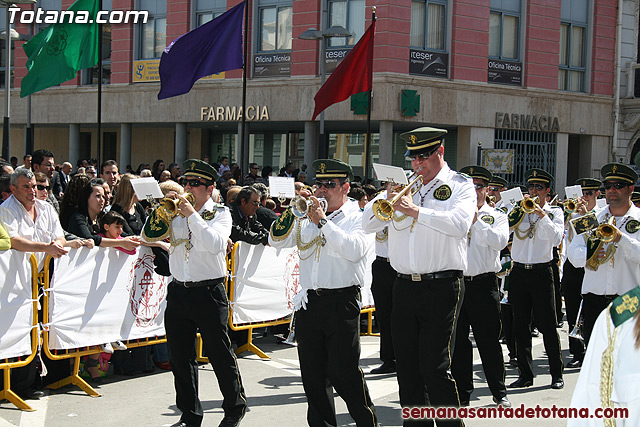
top-left (230, 202), bottom-right (269, 246)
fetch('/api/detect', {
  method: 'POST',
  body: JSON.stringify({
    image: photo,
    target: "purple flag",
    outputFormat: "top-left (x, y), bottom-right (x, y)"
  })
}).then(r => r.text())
top-left (158, 1), bottom-right (244, 100)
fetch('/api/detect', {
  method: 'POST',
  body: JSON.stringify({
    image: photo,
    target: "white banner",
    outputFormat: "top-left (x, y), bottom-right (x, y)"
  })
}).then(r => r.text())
top-left (49, 246), bottom-right (168, 350)
top-left (230, 235), bottom-right (375, 325)
top-left (0, 250), bottom-right (34, 359)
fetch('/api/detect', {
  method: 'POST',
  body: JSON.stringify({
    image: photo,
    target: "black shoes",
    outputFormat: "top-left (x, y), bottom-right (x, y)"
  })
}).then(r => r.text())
top-left (551, 378), bottom-right (564, 389)
top-left (16, 388), bottom-right (45, 400)
top-left (493, 396), bottom-right (512, 407)
top-left (219, 413), bottom-right (244, 427)
top-left (531, 328), bottom-right (540, 337)
top-left (507, 357), bottom-right (518, 367)
top-left (170, 422), bottom-right (189, 427)
top-left (508, 377), bottom-right (533, 388)
top-left (370, 361), bottom-right (396, 374)
top-left (567, 357), bottom-right (583, 368)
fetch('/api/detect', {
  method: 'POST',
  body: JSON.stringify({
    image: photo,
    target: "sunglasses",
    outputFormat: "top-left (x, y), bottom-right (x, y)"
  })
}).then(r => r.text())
top-left (407, 149), bottom-right (436, 162)
top-left (488, 186), bottom-right (501, 192)
top-left (583, 190), bottom-right (595, 197)
top-left (183, 179), bottom-right (206, 187)
top-left (315, 180), bottom-right (339, 189)
top-left (527, 183), bottom-right (546, 191)
top-left (36, 184), bottom-right (50, 191)
top-left (474, 183), bottom-right (487, 190)
top-left (603, 182), bottom-right (629, 190)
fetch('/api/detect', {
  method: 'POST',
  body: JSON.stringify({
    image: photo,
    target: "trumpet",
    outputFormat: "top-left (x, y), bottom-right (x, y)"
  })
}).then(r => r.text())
top-left (291, 195), bottom-right (328, 218)
top-left (158, 192), bottom-right (196, 222)
top-left (522, 196), bottom-right (540, 214)
top-left (564, 198), bottom-right (579, 213)
top-left (596, 217), bottom-right (617, 243)
top-left (372, 172), bottom-right (424, 221)
top-left (568, 300), bottom-right (584, 342)
top-left (486, 195), bottom-right (496, 206)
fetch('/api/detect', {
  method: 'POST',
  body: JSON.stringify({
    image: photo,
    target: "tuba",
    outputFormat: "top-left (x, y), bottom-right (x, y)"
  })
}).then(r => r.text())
top-left (372, 172), bottom-right (424, 221)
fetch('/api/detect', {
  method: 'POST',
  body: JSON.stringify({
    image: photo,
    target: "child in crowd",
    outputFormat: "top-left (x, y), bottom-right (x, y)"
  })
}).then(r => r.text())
top-left (97, 211), bottom-right (132, 353)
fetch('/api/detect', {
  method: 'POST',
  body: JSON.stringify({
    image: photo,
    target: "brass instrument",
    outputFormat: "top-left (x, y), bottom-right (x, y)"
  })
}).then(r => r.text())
top-left (372, 172), bottom-right (424, 221)
top-left (564, 198), bottom-right (578, 213)
top-left (291, 195), bottom-right (328, 218)
top-left (522, 196), bottom-right (539, 214)
top-left (158, 192), bottom-right (196, 222)
top-left (486, 195), bottom-right (496, 205)
top-left (595, 217), bottom-right (617, 243)
top-left (568, 301), bottom-right (584, 342)
top-left (142, 192), bottom-right (197, 242)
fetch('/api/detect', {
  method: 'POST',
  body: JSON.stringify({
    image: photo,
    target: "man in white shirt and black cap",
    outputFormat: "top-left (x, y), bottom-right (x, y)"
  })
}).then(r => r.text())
top-left (451, 165), bottom-right (510, 408)
top-left (162, 159), bottom-right (247, 427)
top-left (507, 168), bottom-right (564, 390)
top-left (363, 127), bottom-right (476, 426)
top-left (269, 158), bottom-right (378, 427)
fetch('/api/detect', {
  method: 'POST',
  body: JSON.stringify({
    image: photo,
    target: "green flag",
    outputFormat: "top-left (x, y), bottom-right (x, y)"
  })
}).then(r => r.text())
top-left (20, 0), bottom-right (99, 98)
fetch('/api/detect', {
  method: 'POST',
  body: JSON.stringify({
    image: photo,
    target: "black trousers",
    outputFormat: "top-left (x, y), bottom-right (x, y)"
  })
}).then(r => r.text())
top-left (392, 275), bottom-right (464, 427)
top-left (371, 258), bottom-right (396, 364)
top-left (295, 287), bottom-right (377, 427)
top-left (509, 264), bottom-right (563, 381)
top-left (582, 293), bottom-right (618, 347)
top-left (451, 274), bottom-right (506, 403)
top-left (561, 260), bottom-right (585, 359)
top-left (165, 281), bottom-right (247, 427)
top-left (551, 258), bottom-right (563, 323)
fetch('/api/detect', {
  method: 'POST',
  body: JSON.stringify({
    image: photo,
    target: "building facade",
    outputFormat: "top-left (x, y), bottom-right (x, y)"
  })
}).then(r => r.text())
top-left (0, 0), bottom-right (625, 190)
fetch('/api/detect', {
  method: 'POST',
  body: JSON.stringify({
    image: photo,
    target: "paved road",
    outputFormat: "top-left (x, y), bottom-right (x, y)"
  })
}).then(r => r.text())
top-left (1, 328), bottom-right (580, 426)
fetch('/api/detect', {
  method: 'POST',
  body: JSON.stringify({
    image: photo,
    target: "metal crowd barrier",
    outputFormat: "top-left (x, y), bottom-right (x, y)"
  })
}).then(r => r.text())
top-left (0, 254), bottom-right (40, 411)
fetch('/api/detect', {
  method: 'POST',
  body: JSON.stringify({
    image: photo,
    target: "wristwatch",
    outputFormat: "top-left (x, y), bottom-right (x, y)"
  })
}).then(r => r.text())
top-left (317, 218), bottom-right (327, 229)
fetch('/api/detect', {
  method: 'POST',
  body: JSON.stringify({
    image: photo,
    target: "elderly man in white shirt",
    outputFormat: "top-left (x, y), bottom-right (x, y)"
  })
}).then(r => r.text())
top-left (269, 158), bottom-right (378, 427)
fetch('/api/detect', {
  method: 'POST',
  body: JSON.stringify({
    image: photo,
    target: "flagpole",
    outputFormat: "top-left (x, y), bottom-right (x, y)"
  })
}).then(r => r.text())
top-left (96, 0), bottom-right (102, 167)
top-left (363, 7), bottom-right (375, 182)
top-left (240, 0), bottom-right (249, 174)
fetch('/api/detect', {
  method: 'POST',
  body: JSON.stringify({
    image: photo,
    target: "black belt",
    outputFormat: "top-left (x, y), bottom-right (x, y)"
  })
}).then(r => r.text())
top-left (586, 293), bottom-right (619, 302)
top-left (513, 261), bottom-right (551, 270)
top-left (308, 286), bottom-right (359, 297)
top-left (397, 270), bottom-right (463, 282)
top-left (172, 277), bottom-right (225, 288)
top-left (463, 272), bottom-right (497, 282)
top-left (375, 256), bottom-right (389, 262)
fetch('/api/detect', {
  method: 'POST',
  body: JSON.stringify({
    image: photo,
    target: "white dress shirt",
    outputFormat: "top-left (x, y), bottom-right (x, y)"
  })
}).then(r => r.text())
top-left (0, 195), bottom-right (64, 269)
top-left (269, 200), bottom-right (369, 292)
top-left (363, 164), bottom-right (476, 275)
top-left (568, 306), bottom-right (640, 426)
top-left (567, 205), bottom-right (640, 296)
top-left (168, 199), bottom-right (231, 282)
top-left (465, 203), bottom-right (509, 277)
top-left (510, 204), bottom-right (564, 264)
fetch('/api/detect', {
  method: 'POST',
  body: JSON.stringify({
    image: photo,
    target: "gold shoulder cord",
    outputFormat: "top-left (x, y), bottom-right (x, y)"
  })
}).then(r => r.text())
top-left (600, 313), bottom-right (618, 427)
top-left (375, 229), bottom-right (388, 243)
top-left (296, 220), bottom-right (324, 261)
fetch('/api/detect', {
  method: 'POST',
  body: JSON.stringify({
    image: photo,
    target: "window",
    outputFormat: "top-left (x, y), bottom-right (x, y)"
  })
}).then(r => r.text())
top-left (488, 0), bottom-right (520, 60)
top-left (84, 0), bottom-right (112, 85)
top-left (327, 0), bottom-right (365, 47)
top-left (194, 0), bottom-right (226, 27)
top-left (258, 1), bottom-right (292, 52)
top-left (559, 0), bottom-right (588, 92)
top-left (139, 0), bottom-right (166, 59)
top-left (410, 0), bottom-right (446, 51)
top-left (0, 8), bottom-right (15, 89)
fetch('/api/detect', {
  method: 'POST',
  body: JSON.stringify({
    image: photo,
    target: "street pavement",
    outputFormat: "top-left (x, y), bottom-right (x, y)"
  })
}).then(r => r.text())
top-left (1, 326), bottom-right (581, 427)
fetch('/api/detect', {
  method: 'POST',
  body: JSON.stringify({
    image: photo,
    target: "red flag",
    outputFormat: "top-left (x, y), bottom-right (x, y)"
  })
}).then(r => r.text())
top-left (312, 20), bottom-right (375, 120)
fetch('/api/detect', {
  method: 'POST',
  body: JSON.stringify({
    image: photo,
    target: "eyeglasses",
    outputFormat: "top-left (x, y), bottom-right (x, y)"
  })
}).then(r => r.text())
top-left (183, 179), bottom-right (206, 187)
top-left (527, 183), bottom-right (546, 191)
top-left (603, 182), bottom-right (629, 190)
top-left (251, 167), bottom-right (259, 170)
top-left (407, 150), bottom-right (436, 162)
top-left (36, 184), bottom-right (50, 191)
top-left (583, 190), bottom-right (595, 197)
top-left (250, 200), bottom-right (260, 206)
top-left (474, 183), bottom-right (487, 190)
top-left (315, 180), bottom-right (339, 189)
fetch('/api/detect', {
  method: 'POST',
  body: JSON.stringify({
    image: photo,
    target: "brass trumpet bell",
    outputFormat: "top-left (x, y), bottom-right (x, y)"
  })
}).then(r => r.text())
top-left (522, 196), bottom-right (539, 214)
top-left (159, 192), bottom-right (196, 220)
top-left (372, 173), bottom-right (424, 221)
top-left (291, 196), bottom-right (328, 218)
top-left (564, 199), bottom-right (577, 213)
top-left (596, 217), bottom-right (617, 243)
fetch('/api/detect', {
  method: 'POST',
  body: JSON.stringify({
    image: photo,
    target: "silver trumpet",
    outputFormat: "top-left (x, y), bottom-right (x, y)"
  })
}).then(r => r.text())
top-left (282, 312), bottom-right (297, 346)
top-left (569, 300), bottom-right (584, 342)
top-left (291, 195), bottom-right (328, 218)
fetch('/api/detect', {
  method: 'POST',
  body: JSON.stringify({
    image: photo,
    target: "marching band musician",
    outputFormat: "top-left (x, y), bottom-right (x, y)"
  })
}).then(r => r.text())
top-left (567, 163), bottom-right (640, 347)
top-left (269, 159), bottom-right (378, 427)
top-left (160, 159), bottom-right (247, 427)
top-left (369, 224), bottom-right (398, 375)
top-left (561, 178), bottom-right (601, 369)
top-left (363, 127), bottom-right (476, 427)
top-left (451, 166), bottom-right (510, 408)
top-left (488, 176), bottom-right (509, 213)
top-left (507, 168), bottom-right (565, 390)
